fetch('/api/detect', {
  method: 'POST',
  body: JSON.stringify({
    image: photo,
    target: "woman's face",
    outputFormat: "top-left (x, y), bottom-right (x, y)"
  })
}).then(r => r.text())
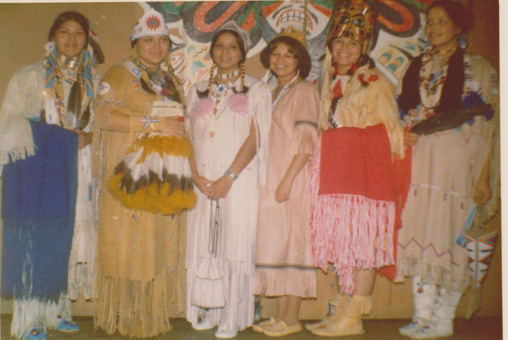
top-left (212, 32), bottom-right (243, 74)
top-left (425, 6), bottom-right (461, 52)
top-left (330, 36), bottom-right (362, 74)
top-left (135, 35), bottom-right (171, 71)
top-left (53, 20), bottom-right (87, 59)
top-left (269, 42), bottom-right (299, 83)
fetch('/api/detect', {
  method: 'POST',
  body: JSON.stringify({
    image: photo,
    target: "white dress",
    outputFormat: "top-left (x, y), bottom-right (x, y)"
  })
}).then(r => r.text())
top-left (186, 75), bottom-right (271, 331)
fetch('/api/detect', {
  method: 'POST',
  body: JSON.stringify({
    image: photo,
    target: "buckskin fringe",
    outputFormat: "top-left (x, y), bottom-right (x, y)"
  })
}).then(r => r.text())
top-left (253, 267), bottom-right (317, 298)
top-left (396, 257), bottom-right (470, 293)
top-left (94, 266), bottom-right (181, 338)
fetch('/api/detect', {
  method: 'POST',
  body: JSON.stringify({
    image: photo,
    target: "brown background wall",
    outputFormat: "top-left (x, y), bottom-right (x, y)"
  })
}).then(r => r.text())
top-left (0, 1), bottom-right (501, 320)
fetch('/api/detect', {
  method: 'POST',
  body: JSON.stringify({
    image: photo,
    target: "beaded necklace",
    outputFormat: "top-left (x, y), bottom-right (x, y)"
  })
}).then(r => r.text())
top-left (208, 73), bottom-right (239, 137)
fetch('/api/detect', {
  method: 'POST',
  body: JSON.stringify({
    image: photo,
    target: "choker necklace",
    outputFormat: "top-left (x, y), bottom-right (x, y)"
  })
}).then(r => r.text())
top-left (58, 54), bottom-right (80, 71)
top-left (433, 47), bottom-right (456, 55)
top-left (216, 69), bottom-right (239, 81)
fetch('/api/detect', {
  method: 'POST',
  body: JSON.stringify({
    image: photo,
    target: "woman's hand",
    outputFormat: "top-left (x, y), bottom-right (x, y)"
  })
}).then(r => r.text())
top-left (74, 130), bottom-right (93, 149)
top-left (211, 176), bottom-right (233, 200)
top-left (405, 132), bottom-right (419, 146)
top-left (275, 178), bottom-right (292, 203)
top-left (193, 174), bottom-right (214, 197)
top-left (162, 116), bottom-right (185, 137)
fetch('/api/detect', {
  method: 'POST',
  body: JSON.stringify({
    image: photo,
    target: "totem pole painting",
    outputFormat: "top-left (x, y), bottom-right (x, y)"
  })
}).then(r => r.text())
top-left (143, 0), bottom-right (437, 92)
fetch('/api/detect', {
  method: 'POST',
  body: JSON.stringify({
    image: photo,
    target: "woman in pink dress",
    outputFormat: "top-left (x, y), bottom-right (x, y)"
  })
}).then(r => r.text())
top-left (252, 27), bottom-right (319, 337)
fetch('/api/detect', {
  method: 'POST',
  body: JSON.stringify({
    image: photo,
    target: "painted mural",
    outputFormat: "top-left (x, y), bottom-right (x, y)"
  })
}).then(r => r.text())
top-left (143, 0), bottom-right (436, 92)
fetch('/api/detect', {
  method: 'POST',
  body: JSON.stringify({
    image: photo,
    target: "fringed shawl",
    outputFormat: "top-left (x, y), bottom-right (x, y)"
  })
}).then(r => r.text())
top-left (1, 120), bottom-right (78, 301)
top-left (310, 124), bottom-right (397, 294)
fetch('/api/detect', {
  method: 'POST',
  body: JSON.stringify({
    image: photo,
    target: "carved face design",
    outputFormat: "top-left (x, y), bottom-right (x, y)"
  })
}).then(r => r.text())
top-left (327, 2), bottom-right (376, 55)
top-left (262, 0), bottom-right (332, 40)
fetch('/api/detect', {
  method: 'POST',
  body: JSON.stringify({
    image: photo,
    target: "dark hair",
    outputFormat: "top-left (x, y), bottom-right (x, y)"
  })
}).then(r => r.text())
top-left (426, 0), bottom-right (474, 34)
top-left (210, 30), bottom-right (247, 64)
top-left (48, 11), bottom-right (90, 45)
top-left (260, 36), bottom-right (312, 79)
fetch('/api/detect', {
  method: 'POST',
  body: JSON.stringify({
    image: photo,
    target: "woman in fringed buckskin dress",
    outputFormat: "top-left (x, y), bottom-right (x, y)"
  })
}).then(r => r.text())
top-left (92, 8), bottom-right (189, 338)
top-left (396, 1), bottom-right (500, 339)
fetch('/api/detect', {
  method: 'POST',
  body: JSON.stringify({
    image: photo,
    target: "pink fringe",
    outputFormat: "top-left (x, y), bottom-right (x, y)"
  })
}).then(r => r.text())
top-left (188, 98), bottom-right (213, 122)
top-left (309, 149), bottom-right (395, 295)
top-left (230, 94), bottom-right (248, 117)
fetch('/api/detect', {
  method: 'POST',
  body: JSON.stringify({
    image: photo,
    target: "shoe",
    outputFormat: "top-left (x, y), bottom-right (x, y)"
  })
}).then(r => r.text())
top-left (410, 322), bottom-right (453, 340)
top-left (192, 318), bottom-right (216, 331)
top-left (215, 326), bottom-right (238, 339)
top-left (305, 294), bottom-right (349, 331)
top-left (311, 295), bottom-right (371, 337)
top-left (57, 319), bottom-right (79, 333)
top-left (399, 320), bottom-right (424, 337)
top-left (252, 318), bottom-right (275, 333)
top-left (23, 328), bottom-right (47, 340)
top-left (263, 321), bottom-right (303, 337)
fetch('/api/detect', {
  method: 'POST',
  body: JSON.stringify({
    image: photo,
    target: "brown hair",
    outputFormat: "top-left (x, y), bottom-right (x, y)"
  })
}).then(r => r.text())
top-left (48, 11), bottom-right (90, 45)
top-left (260, 36), bottom-right (311, 79)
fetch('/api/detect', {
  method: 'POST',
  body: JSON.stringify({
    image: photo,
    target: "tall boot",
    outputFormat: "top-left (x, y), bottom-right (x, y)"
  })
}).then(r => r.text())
top-left (399, 276), bottom-right (438, 337)
top-left (410, 286), bottom-right (462, 339)
top-left (311, 295), bottom-right (372, 337)
top-left (305, 294), bottom-right (350, 331)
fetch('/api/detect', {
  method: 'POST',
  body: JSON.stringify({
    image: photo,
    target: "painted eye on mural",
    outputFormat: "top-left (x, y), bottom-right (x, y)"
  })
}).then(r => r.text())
top-left (353, 18), bottom-right (365, 28)
top-left (339, 15), bottom-right (350, 25)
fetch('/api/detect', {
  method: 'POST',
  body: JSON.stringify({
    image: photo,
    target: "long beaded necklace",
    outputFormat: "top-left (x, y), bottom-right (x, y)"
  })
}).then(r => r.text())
top-left (208, 70), bottom-right (239, 137)
top-left (418, 47), bottom-right (455, 117)
top-left (53, 57), bottom-right (84, 128)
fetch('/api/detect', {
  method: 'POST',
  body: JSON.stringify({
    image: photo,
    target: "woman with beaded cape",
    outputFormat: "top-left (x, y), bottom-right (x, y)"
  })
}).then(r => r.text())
top-left (185, 22), bottom-right (272, 339)
top-left (395, 1), bottom-right (500, 339)
top-left (251, 27), bottom-right (319, 337)
top-left (91, 8), bottom-right (188, 338)
top-left (307, 1), bottom-right (404, 337)
top-left (0, 11), bottom-right (102, 340)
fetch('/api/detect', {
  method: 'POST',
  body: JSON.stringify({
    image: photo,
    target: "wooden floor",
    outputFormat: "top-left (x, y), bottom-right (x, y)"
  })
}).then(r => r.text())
top-left (1, 315), bottom-right (502, 340)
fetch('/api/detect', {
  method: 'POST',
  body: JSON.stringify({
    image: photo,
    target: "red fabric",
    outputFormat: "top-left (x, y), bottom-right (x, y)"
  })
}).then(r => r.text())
top-left (379, 132), bottom-right (413, 280)
top-left (319, 124), bottom-right (401, 280)
top-left (319, 124), bottom-right (396, 201)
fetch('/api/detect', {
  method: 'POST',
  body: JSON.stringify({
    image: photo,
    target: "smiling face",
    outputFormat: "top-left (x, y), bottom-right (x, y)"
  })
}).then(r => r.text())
top-left (330, 36), bottom-right (361, 74)
top-left (135, 34), bottom-right (171, 71)
top-left (212, 32), bottom-right (243, 74)
top-left (53, 20), bottom-right (87, 59)
top-left (425, 6), bottom-right (461, 52)
top-left (270, 42), bottom-right (299, 83)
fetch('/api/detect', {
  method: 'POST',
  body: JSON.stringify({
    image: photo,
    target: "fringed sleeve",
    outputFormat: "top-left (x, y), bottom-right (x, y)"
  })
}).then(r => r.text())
top-left (366, 72), bottom-right (405, 158)
top-left (0, 62), bottom-right (45, 167)
top-left (293, 82), bottom-right (320, 155)
top-left (91, 65), bottom-right (152, 178)
top-left (251, 80), bottom-right (272, 186)
top-left (469, 56), bottom-right (500, 223)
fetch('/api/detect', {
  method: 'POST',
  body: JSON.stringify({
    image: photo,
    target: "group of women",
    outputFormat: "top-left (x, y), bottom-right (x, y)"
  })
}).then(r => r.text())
top-left (0, 1), bottom-right (499, 340)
